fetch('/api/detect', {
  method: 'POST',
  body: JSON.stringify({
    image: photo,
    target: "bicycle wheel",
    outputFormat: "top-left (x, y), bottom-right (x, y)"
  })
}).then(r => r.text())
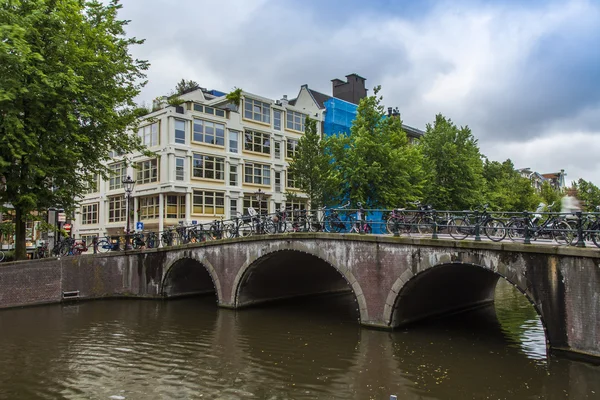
top-left (262, 219), bottom-right (277, 234)
top-left (238, 222), bottom-right (253, 237)
top-left (552, 220), bottom-right (575, 245)
top-left (386, 217), bottom-right (401, 234)
top-left (506, 220), bottom-right (525, 242)
top-left (0, 250), bottom-right (4, 262)
top-left (591, 227), bottom-right (600, 248)
top-left (483, 219), bottom-right (506, 242)
top-left (448, 217), bottom-right (469, 240)
top-left (325, 217), bottom-right (344, 233)
top-left (97, 240), bottom-right (112, 253)
top-left (417, 216), bottom-right (434, 235)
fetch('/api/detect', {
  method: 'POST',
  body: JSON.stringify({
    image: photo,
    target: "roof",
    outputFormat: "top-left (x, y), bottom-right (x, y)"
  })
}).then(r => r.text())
top-left (307, 88), bottom-right (332, 109)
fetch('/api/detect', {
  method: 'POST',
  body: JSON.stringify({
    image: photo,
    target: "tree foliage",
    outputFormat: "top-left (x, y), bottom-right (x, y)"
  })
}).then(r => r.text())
top-left (539, 181), bottom-right (561, 211)
top-left (482, 159), bottom-right (539, 211)
top-left (287, 117), bottom-right (335, 208)
top-left (418, 114), bottom-right (484, 210)
top-left (324, 86), bottom-right (424, 208)
top-left (174, 79), bottom-right (199, 95)
top-left (0, 0), bottom-right (149, 259)
top-left (572, 179), bottom-right (600, 211)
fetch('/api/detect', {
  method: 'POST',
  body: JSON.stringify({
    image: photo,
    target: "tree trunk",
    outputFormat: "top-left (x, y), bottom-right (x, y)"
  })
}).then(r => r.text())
top-left (14, 206), bottom-right (27, 260)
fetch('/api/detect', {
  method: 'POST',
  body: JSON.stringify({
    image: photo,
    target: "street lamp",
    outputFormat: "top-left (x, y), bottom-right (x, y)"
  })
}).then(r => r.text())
top-left (254, 189), bottom-right (265, 216)
top-left (122, 175), bottom-right (135, 250)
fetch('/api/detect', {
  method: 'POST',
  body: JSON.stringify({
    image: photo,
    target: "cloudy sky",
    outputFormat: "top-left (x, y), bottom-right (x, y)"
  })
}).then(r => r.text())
top-left (118, 0), bottom-right (600, 185)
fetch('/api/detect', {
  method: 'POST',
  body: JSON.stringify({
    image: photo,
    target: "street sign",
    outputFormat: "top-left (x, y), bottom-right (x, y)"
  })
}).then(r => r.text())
top-left (57, 213), bottom-right (66, 222)
top-left (136, 222), bottom-right (144, 231)
top-left (191, 220), bottom-right (198, 225)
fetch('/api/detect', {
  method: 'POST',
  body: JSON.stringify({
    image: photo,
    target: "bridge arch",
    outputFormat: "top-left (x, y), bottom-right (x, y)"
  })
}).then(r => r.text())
top-left (161, 252), bottom-right (222, 301)
top-left (385, 260), bottom-right (549, 346)
top-left (231, 245), bottom-right (368, 323)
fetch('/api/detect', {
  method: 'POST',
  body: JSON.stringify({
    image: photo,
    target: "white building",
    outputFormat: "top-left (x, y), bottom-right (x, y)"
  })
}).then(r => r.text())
top-left (73, 86), bottom-right (324, 240)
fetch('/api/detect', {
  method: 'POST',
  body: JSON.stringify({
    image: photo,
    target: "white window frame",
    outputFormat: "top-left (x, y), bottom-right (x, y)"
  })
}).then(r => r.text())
top-left (244, 162), bottom-right (271, 185)
top-left (286, 110), bottom-right (306, 132)
top-left (175, 157), bottom-right (185, 181)
top-left (244, 98), bottom-right (271, 124)
top-left (192, 154), bottom-right (225, 180)
top-left (174, 119), bottom-right (186, 144)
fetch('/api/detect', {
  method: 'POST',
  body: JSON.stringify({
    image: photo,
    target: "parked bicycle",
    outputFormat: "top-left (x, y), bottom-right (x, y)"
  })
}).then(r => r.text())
top-left (505, 203), bottom-right (572, 244)
top-left (323, 202), bottom-right (350, 233)
top-left (447, 204), bottom-right (506, 242)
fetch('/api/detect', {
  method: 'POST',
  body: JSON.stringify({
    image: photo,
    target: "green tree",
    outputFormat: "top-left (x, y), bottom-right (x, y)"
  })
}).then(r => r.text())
top-left (539, 181), bottom-right (561, 211)
top-left (419, 114), bottom-right (484, 210)
top-left (287, 117), bottom-right (335, 208)
top-left (572, 179), bottom-right (600, 211)
top-left (0, 0), bottom-right (149, 259)
top-left (482, 159), bottom-right (539, 211)
top-left (174, 79), bottom-right (199, 95)
top-left (325, 86), bottom-right (424, 208)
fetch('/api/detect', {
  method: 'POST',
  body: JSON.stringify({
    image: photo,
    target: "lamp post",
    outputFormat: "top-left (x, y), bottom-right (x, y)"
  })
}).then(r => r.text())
top-left (123, 175), bottom-right (135, 250)
top-left (254, 189), bottom-right (265, 216)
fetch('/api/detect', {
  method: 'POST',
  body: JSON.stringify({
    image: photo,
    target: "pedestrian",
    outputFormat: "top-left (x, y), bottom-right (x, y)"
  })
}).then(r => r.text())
top-left (561, 189), bottom-right (581, 218)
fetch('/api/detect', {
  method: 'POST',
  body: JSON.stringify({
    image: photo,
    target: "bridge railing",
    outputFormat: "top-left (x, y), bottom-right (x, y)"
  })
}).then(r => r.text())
top-left (23, 208), bottom-right (600, 260)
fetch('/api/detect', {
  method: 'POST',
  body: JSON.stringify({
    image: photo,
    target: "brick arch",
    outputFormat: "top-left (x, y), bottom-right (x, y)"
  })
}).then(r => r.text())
top-left (383, 259), bottom-right (549, 343)
top-left (230, 243), bottom-right (369, 323)
top-left (161, 252), bottom-right (223, 302)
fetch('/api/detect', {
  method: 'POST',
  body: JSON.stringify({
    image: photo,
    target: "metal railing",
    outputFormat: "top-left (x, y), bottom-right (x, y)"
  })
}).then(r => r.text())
top-left (26, 206), bottom-right (600, 259)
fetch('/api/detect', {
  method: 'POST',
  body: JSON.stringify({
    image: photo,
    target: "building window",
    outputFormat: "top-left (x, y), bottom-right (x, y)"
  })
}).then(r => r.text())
top-left (215, 109), bottom-right (225, 117)
top-left (193, 103), bottom-right (203, 112)
top-left (286, 199), bottom-right (307, 212)
top-left (193, 190), bottom-right (225, 215)
top-left (192, 154), bottom-right (225, 180)
top-left (274, 110), bottom-right (282, 131)
top-left (229, 130), bottom-right (239, 153)
top-left (109, 162), bottom-right (126, 191)
top-left (205, 106), bottom-right (214, 115)
top-left (108, 196), bottom-right (126, 223)
top-left (244, 162), bottom-right (270, 185)
top-left (174, 119), bottom-right (186, 144)
top-left (83, 174), bottom-right (99, 194)
top-left (230, 199), bottom-right (238, 218)
top-left (287, 170), bottom-right (298, 189)
top-left (274, 141), bottom-right (281, 160)
top-left (243, 195), bottom-right (268, 215)
top-left (193, 118), bottom-right (225, 146)
top-left (175, 157), bottom-right (185, 181)
top-left (286, 139), bottom-right (298, 159)
top-left (244, 129), bottom-right (271, 154)
top-left (139, 122), bottom-right (159, 147)
top-left (81, 203), bottom-right (98, 225)
top-left (286, 110), bottom-right (306, 132)
top-left (244, 98), bottom-right (270, 124)
top-left (108, 149), bottom-right (124, 158)
top-left (275, 171), bottom-right (281, 193)
top-left (139, 195), bottom-right (160, 220)
top-left (136, 159), bottom-right (159, 184)
top-left (230, 165), bottom-right (238, 186)
top-left (165, 195), bottom-right (185, 219)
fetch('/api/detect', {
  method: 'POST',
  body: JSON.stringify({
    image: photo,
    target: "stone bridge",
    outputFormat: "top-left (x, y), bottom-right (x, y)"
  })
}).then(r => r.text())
top-left (1, 234), bottom-right (599, 362)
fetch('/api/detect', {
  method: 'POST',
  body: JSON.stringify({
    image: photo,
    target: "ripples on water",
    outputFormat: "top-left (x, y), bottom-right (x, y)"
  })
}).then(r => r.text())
top-left (0, 280), bottom-right (599, 399)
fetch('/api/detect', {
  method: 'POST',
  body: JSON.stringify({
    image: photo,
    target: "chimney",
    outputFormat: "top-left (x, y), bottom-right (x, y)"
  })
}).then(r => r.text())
top-left (388, 107), bottom-right (392, 117)
top-left (331, 73), bottom-right (367, 105)
top-left (152, 96), bottom-right (168, 111)
top-left (281, 94), bottom-right (289, 107)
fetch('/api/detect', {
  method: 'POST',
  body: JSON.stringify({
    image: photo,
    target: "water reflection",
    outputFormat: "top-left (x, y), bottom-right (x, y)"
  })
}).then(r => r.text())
top-left (0, 282), bottom-right (598, 399)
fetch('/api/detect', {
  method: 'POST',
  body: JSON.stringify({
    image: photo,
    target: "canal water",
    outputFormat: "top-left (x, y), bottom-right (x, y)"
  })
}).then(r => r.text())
top-left (0, 280), bottom-right (599, 400)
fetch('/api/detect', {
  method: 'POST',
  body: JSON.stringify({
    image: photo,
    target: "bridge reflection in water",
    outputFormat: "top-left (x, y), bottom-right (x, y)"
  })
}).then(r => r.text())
top-left (0, 279), bottom-right (599, 399)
